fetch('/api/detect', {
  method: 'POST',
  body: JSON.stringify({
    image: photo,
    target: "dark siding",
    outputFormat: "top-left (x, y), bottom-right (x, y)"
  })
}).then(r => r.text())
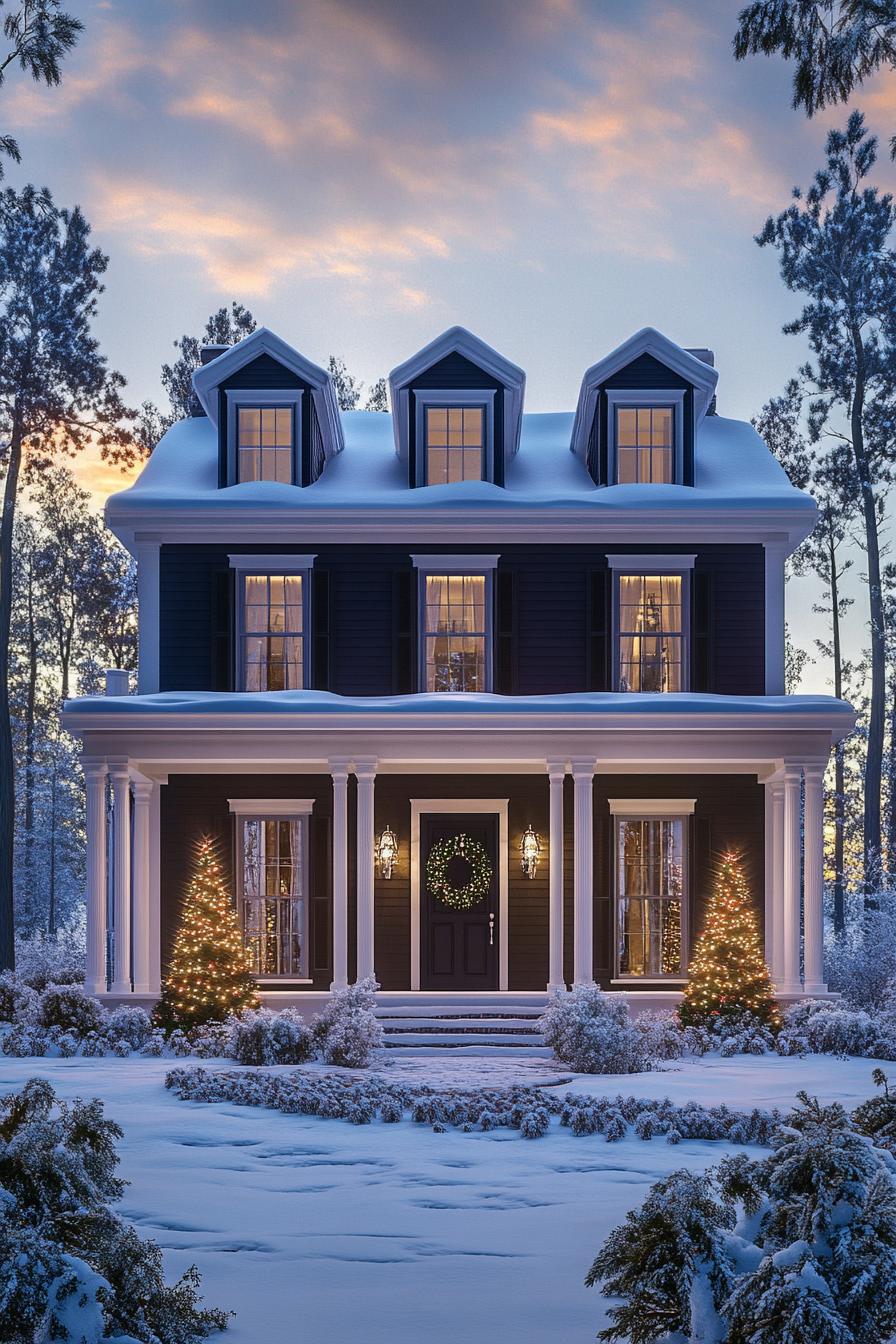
top-left (408, 351), bottom-right (504, 487)
top-left (159, 543), bottom-right (767, 696)
top-left (218, 353), bottom-right (310, 486)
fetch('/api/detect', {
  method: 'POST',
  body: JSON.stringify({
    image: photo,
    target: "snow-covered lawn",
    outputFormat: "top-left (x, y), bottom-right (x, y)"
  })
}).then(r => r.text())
top-left (0, 1052), bottom-right (887, 1344)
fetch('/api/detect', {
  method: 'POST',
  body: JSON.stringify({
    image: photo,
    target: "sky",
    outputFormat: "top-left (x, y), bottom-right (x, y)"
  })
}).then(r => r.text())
top-left (5, 0), bottom-right (896, 693)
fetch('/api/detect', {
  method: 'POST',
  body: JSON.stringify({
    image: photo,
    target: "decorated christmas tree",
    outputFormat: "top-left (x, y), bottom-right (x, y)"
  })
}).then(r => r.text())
top-left (679, 850), bottom-right (779, 1029)
top-left (155, 836), bottom-right (259, 1030)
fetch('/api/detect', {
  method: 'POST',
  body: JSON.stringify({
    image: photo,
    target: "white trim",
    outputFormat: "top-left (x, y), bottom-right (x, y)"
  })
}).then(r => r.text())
top-left (411, 554), bottom-right (500, 571)
top-left (606, 553), bottom-right (696, 571)
top-left (417, 568), bottom-right (495, 694)
top-left (608, 798), bottom-right (696, 815)
top-left (229, 553), bottom-right (317, 571)
top-left (764, 539), bottom-right (787, 694)
top-left (606, 388), bottom-right (685, 485)
top-left (225, 388), bottom-right (303, 486)
top-left (135, 537), bottom-right (160, 695)
top-left (410, 798), bottom-right (509, 992)
top-left (228, 798), bottom-right (316, 816)
top-left (414, 388), bottom-right (496, 486)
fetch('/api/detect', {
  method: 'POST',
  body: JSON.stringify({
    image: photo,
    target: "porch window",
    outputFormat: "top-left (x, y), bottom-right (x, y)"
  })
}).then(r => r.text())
top-left (421, 573), bottom-right (490, 692)
top-left (616, 573), bottom-right (686, 692)
top-left (424, 406), bottom-right (485, 484)
top-left (237, 405), bottom-right (294, 483)
top-left (614, 405), bottom-right (674, 483)
top-left (615, 814), bottom-right (686, 978)
top-left (240, 573), bottom-right (306, 691)
top-left (239, 815), bottom-right (308, 978)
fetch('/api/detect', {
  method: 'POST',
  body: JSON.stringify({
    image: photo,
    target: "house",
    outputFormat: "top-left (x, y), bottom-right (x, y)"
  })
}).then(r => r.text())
top-left (62, 324), bottom-right (854, 1014)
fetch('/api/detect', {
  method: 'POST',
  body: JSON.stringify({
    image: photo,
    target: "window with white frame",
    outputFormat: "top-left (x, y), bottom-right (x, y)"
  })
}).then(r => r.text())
top-left (424, 406), bottom-right (485, 483)
top-left (613, 809), bottom-right (688, 978)
top-left (615, 405), bottom-right (674, 483)
top-left (230, 555), bottom-right (315, 692)
top-left (237, 405), bottom-right (295, 483)
top-left (615, 572), bottom-right (688, 692)
top-left (233, 809), bottom-right (309, 979)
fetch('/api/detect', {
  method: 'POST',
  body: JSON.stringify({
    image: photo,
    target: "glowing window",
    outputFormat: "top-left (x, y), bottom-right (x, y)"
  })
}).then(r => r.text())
top-left (237, 406), bottom-right (294, 483)
top-left (617, 573), bottom-right (686, 692)
top-left (616, 815), bottom-right (685, 977)
top-left (615, 406), bottom-right (674, 483)
top-left (425, 406), bottom-right (484, 484)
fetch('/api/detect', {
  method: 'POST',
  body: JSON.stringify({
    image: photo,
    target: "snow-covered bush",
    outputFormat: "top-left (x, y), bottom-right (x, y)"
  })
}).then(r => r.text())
top-left (777, 998), bottom-right (896, 1059)
top-left (0, 1078), bottom-right (228, 1342)
top-left (187, 1020), bottom-right (233, 1058)
top-left (0, 969), bottom-right (38, 1024)
top-left (229, 1007), bottom-right (314, 1066)
top-left (587, 1091), bottom-right (896, 1344)
top-left (104, 1005), bottom-right (153, 1050)
top-left (852, 1068), bottom-right (896, 1152)
top-left (14, 926), bottom-right (86, 990)
top-left (35, 983), bottom-right (106, 1036)
top-left (633, 1009), bottom-right (686, 1061)
top-left (313, 977), bottom-right (383, 1068)
top-left (540, 984), bottom-right (652, 1074)
top-left (826, 903), bottom-right (896, 1009)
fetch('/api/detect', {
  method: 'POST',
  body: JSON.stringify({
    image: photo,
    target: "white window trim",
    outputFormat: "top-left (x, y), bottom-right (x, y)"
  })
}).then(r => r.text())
top-left (409, 798), bottom-right (509, 992)
top-left (414, 565), bottom-right (495, 693)
top-left (226, 387), bottom-right (304, 486)
top-left (414, 388), bottom-right (496, 486)
top-left (231, 562), bottom-right (314, 692)
top-left (611, 803), bottom-right (691, 981)
top-left (606, 387), bottom-right (685, 485)
top-left (229, 800), bottom-right (314, 982)
top-left (611, 567), bottom-right (691, 693)
top-left (606, 554), bottom-right (696, 572)
top-left (411, 554), bottom-right (500, 571)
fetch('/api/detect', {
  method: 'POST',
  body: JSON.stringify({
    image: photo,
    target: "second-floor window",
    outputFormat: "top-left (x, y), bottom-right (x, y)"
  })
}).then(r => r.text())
top-left (237, 406), bottom-right (294, 483)
top-left (421, 573), bottom-right (491, 692)
top-left (616, 573), bottom-right (687, 692)
top-left (240, 573), bottom-right (306, 690)
top-left (425, 406), bottom-right (484, 484)
top-left (615, 406), bottom-right (674, 483)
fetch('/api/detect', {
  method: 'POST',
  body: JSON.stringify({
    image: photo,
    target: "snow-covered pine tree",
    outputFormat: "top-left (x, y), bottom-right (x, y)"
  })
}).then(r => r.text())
top-left (679, 851), bottom-right (779, 1029)
top-left (154, 835), bottom-right (259, 1030)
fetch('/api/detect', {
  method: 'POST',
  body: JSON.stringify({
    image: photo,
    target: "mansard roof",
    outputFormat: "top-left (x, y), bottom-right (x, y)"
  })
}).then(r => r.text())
top-left (388, 326), bottom-right (526, 462)
top-left (191, 326), bottom-right (345, 456)
top-left (570, 327), bottom-right (720, 462)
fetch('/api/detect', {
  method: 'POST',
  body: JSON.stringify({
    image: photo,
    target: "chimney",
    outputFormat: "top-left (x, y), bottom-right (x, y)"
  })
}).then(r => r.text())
top-left (685, 348), bottom-right (717, 415)
top-left (105, 668), bottom-right (130, 697)
top-left (200, 343), bottom-right (229, 365)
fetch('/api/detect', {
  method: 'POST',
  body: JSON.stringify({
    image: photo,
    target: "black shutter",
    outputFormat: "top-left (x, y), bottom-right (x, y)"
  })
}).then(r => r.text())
top-left (586, 569), bottom-right (611, 690)
top-left (392, 569), bottom-right (416, 693)
top-left (691, 569), bottom-right (712, 692)
top-left (311, 813), bottom-right (331, 978)
top-left (213, 570), bottom-right (232, 690)
top-left (494, 570), bottom-right (516, 694)
top-left (312, 570), bottom-right (330, 690)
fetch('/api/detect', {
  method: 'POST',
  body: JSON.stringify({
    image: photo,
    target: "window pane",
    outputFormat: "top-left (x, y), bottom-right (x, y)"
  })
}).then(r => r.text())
top-left (617, 574), bottom-right (684, 692)
top-left (242, 574), bottom-right (304, 689)
top-left (425, 405), bottom-right (484, 483)
top-left (241, 817), bottom-right (306, 976)
top-left (237, 405), bottom-right (294, 482)
top-left (424, 573), bottom-right (487, 691)
top-left (616, 817), bottom-right (684, 976)
top-left (614, 406), bottom-right (674, 483)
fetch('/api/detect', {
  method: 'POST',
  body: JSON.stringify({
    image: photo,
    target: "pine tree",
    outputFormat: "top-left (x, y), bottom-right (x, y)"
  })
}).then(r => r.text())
top-left (679, 851), bottom-right (779, 1029)
top-left (155, 837), bottom-right (258, 1030)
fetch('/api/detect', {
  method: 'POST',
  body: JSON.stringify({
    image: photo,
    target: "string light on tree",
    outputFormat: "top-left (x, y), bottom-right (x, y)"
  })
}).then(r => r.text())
top-left (678, 850), bottom-right (780, 1030)
top-left (154, 835), bottom-right (259, 1031)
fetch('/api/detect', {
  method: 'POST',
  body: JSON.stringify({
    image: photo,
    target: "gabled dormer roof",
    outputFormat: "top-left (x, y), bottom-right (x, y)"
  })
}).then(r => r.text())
top-left (192, 326), bottom-right (345, 457)
top-left (388, 326), bottom-right (526, 464)
top-left (570, 327), bottom-right (720, 461)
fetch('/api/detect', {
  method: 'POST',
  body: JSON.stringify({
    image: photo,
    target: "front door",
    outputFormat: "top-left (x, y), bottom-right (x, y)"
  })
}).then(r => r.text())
top-left (421, 813), bottom-right (498, 991)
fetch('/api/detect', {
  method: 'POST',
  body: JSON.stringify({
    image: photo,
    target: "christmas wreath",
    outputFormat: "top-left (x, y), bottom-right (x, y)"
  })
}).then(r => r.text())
top-left (426, 832), bottom-right (492, 911)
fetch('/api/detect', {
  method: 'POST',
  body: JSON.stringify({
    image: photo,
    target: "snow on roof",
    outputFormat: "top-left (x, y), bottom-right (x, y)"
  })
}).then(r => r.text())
top-left (105, 407), bottom-right (814, 530)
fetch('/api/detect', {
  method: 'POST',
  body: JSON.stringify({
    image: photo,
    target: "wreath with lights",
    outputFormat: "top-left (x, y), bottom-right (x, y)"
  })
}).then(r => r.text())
top-left (426, 832), bottom-right (492, 911)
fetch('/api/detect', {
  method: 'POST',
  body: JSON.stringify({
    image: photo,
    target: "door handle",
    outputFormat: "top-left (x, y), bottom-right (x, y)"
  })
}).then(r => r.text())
top-left (488, 912), bottom-right (495, 946)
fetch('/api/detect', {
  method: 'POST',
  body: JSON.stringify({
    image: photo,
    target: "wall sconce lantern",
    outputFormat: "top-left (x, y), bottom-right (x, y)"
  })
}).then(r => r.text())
top-left (376, 825), bottom-right (398, 879)
top-left (519, 824), bottom-right (541, 879)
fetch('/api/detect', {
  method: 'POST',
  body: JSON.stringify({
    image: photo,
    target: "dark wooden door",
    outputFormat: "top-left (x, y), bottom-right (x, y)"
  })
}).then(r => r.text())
top-left (421, 813), bottom-right (498, 991)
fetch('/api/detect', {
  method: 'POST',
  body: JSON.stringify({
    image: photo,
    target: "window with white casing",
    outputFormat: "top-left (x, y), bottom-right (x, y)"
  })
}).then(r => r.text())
top-left (607, 556), bottom-right (694, 694)
top-left (607, 389), bottom-right (685, 485)
top-left (412, 556), bottom-right (498, 693)
top-left (230, 801), bottom-right (313, 980)
top-left (413, 389), bottom-right (495, 486)
top-left (225, 388), bottom-right (304, 485)
top-left (230, 555), bottom-right (315, 692)
top-left (612, 802), bottom-right (692, 979)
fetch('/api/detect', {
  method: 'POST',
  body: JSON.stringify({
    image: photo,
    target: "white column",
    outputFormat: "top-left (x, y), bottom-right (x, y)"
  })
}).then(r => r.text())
top-left (803, 762), bottom-right (827, 995)
top-left (131, 776), bottom-right (153, 995)
top-left (136, 536), bottom-right (161, 695)
top-left (84, 761), bottom-right (108, 995)
top-left (330, 761), bottom-right (349, 990)
top-left (355, 758), bottom-right (377, 982)
top-left (764, 540), bottom-right (787, 695)
top-left (547, 761), bottom-right (566, 992)
top-left (109, 762), bottom-right (132, 995)
top-left (780, 763), bottom-right (802, 993)
top-left (148, 780), bottom-right (162, 994)
top-left (770, 777), bottom-right (786, 984)
top-left (572, 759), bottom-right (596, 985)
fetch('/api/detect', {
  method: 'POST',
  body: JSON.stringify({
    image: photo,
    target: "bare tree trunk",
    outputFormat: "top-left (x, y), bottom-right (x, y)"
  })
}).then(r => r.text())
top-left (24, 550), bottom-right (37, 913)
top-left (887, 659), bottom-right (896, 877)
top-left (850, 335), bottom-right (885, 898)
top-left (47, 758), bottom-right (56, 935)
top-left (830, 533), bottom-right (846, 934)
top-left (0, 409), bottom-right (23, 970)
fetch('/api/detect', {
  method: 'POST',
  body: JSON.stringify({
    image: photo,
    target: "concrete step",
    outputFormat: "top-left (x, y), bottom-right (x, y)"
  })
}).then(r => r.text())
top-left (380, 1016), bottom-right (543, 1033)
top-left (382, 1031), bottom-right (548, 1049)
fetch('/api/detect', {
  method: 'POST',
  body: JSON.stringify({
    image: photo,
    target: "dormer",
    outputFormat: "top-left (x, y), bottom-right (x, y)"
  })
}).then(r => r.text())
top-left (192, 327), bottom-right (344, 488)
top-left (570, 329), bottom-right (718, 487)
top-left (388, 327), bottom-right (525, 488)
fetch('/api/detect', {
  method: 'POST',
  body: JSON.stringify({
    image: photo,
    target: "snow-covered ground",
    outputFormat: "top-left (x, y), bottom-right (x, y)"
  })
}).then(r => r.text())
top-left (0, 1052), bottom-right (887, 1344)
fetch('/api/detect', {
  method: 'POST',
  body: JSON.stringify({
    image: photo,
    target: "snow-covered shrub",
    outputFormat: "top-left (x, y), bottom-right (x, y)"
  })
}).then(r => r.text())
top-left (140, 1028), bottom-right (167, 1057)
top-left (1, 1024), bottom-right (48, 1057)
top-left (104, 1004), bottom-right (153, 1050)
top-left (228, 1007), bottom-right (315, 1066)
top-left (777, 999), bottom-right (893, 1059)
top-left (14, 926), bottom-right (86, 990)
top-left (540, 983), bottom-right (652, 1074)
top-left (826, 904), bottom-right (896, 1009)
top-left (36, 983), bottom-right (106, 1036)
top-left (188, 1019), bottom-right (233, 1058)
top-left (587, 1091), bottom-right (896, 1344)
top-left (852, 1067), bottom-right (896, 1152)
top-left (0, 970), bottom-right (38, 1024)
top-left (0, 1078), bottom-right (228, 1342)
top-left (313, 977), bottom-right (383, 1068)
top-left (634, 1009), bottom-right (685, 1061)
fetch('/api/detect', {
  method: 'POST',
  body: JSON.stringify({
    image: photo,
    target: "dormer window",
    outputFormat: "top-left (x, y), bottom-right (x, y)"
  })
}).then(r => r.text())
top-left (424, 405), bottom-right (484, 484)
top-left (607, 390), bottom-right (684, 484)
top-left (226, 388), bottom-right (303, 485)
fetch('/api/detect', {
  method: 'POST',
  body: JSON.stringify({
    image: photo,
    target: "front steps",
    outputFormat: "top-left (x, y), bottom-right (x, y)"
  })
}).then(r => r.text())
top-left (376, 995), bottom-right (548, 1052)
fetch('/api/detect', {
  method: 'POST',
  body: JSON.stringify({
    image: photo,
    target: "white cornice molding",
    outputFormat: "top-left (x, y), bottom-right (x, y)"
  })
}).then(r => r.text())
top-left (609, 798), bottom-right (696, 815)
top-left (606, 553), bottom-right (697, 570)
top-left (411, 553), bottom-right (500, 570)
top-left (228, 797), bottom-right (315, 816)
top-left (228, 553), bottom-right (317, 570)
